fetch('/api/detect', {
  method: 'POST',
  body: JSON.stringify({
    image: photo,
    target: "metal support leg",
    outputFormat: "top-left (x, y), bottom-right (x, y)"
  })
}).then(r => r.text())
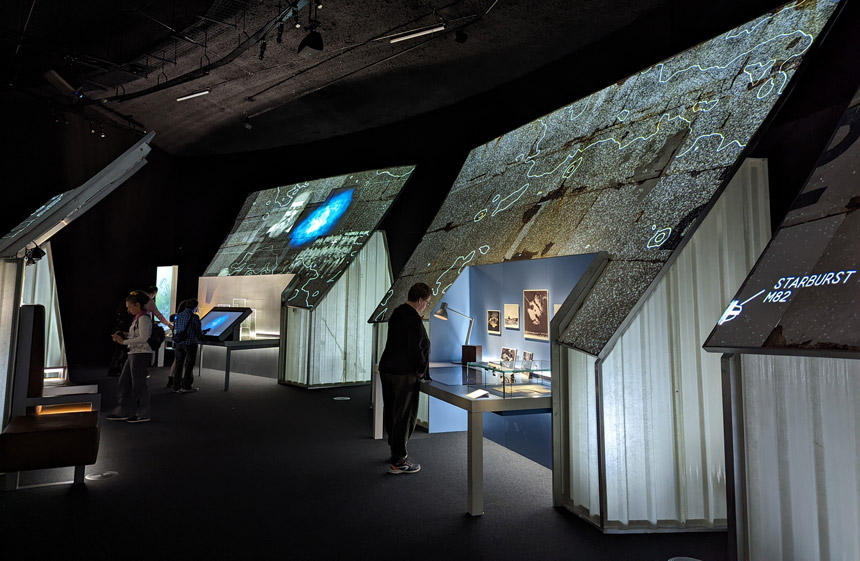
top-left (372, 368), bottom-right (383, 439)
top-left (224, 348), bottom-right (231, 391)
top-left (74, 465), bottom-right (85, 484)
top-left (467, 410), bottom-right (484, 516)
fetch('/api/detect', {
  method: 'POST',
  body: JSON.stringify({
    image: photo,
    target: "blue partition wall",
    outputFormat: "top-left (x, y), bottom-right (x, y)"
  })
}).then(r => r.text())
top-left (428, 253), bottom-right (596, 467)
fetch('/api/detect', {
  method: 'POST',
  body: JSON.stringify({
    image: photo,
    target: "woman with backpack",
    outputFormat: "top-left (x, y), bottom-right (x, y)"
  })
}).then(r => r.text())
top-left (169, 297), bottom-right (204, 393)
top-left (107, 291), bottom-right (154, 423)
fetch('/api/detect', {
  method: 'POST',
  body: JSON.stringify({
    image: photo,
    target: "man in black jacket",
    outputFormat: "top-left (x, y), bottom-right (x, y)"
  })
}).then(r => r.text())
top-left (378, 282), bottom-right (432, 474)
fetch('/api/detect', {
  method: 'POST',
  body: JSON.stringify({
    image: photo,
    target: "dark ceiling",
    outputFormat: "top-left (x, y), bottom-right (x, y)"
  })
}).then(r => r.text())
top-left (2, 0), bottom-right (813, 158)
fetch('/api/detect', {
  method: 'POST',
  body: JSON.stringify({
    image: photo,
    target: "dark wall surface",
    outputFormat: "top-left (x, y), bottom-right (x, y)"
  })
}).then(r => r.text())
top-left (1, 1), bottom-right (858, 371)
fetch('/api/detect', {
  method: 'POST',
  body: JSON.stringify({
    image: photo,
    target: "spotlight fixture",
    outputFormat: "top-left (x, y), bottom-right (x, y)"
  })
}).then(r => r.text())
top-left (99, 123), bottom-right (105, 138)
top-left (176, 90), bottom-right (210, 102)
top-left (390, 24), bottom-right (446, 44)
top-left (315, 1), bottom-right (322, 8)
top-left (297, 28), bottom-right (323, 57)
top-left (89, 121), bottom-right (96, 134)
top-left (276, 22), bottom-right (284, 43)
top-left (243, 118), bottom-right (253, 130)
top-left (24, 245), bottom-right (46, 266)
top-left (259, 37), bottom-right (267, 60)
top-left (455, 29), bottom-right (468, 43)
top-left (294, 15), bottom-right (301, 28)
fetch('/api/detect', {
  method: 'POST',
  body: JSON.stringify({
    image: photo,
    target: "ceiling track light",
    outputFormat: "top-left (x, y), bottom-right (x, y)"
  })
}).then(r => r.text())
top-left (259, 38), bottom-right (267, 60)
top-left (99, 123), bottom-right (105, 138)
top-left (390, 24), bottom-right (446, 44)
top-left (176, 90), bottom-right (210, 101)
top-left (276, 22), bottom-right (284, 43)
top-left (89, 121), bottom-right (96, 134)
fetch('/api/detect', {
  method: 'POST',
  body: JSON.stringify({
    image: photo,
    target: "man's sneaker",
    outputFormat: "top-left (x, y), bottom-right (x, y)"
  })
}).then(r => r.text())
top-left (388, 460), bottom-right (421, 474)
top-left (180, 387), bottom-right (199, 393)
top-left (126, 416), bottom-right (151, 423)
top-left (106, 414), bottom-right (129, 421)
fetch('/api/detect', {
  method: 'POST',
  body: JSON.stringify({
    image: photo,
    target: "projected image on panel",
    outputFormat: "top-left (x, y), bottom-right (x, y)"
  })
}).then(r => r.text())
top-left (370, 1), bottom-right (839, 357)
top-left (205, 166), bottom-right (414, 309)
top-left (704, 85), bottom-right (860, 356)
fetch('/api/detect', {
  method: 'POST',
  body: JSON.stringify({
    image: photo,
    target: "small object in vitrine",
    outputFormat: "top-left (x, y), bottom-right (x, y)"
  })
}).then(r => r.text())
top-left (487, 310), bottom-right (501, 335)
top-left (500, 346), bottom-right (517, 362)
top-left (521, 351), bottom-right (533, 361)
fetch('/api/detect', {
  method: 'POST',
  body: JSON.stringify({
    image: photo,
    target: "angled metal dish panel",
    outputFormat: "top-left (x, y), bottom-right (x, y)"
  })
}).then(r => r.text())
top-left (0, 131), bottom-right (156, 259)
top-left (704, 84), bottom-right (860, 358)
top-left (368, 1), bottom-right (840, 360)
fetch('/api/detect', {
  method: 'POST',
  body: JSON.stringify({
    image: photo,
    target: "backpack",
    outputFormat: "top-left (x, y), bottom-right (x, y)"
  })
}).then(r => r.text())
top-left (148, 315), bottom-right (166, 351)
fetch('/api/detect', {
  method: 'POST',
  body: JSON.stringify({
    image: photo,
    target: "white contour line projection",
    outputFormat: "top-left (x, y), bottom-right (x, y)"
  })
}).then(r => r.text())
top-left (647, 226), bottom-right (672, 249)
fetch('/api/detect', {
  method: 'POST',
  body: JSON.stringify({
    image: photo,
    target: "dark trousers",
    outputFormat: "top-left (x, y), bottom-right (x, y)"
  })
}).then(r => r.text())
top-left (115, 353), bottom-right (151, 418)
top-left (170, 344), bottom-right (198, 390)
top-left (380, 372), bottom-right (421, 464)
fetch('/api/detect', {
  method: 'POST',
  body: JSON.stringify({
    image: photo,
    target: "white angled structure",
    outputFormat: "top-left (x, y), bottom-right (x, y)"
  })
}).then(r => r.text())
top-left (553, 159), bottom-right (771, 530)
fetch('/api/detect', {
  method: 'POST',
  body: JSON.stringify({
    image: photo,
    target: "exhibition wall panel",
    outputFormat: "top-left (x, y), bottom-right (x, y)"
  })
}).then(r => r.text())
top-left (283, 231), bottom-right (391, 386)
top-left (557, 159), bottom-right (771, 530)
top-left (739, 354), bottom-right (860, 560)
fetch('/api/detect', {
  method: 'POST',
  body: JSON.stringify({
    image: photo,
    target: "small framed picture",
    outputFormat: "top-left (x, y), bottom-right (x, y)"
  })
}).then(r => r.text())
top-left (500, 347), bottom-right (517, 362)
top-left (504, 304), bottom-right (519, 329)
top-left (487, 310), bottom-right (501, 335)
top-left (524, 289), bottom-right (549, 341)
top-left (521, 350), bottom-right (534, 361)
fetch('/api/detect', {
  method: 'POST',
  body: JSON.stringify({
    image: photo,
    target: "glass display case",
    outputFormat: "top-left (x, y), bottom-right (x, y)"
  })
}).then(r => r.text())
top-left (465, 360), bottom-right (551, 398)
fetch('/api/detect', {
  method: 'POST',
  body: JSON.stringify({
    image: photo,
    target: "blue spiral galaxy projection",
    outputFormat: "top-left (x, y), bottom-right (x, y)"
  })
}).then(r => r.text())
top-left (204, 167), bottom-right (414, 309)
top-left (289, 189), bottom-right (354, 247)
top-left (369, 0), bottom-right (839, 358)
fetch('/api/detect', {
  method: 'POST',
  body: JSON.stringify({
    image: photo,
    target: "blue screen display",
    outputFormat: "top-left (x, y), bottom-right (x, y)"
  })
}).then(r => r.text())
top-left (200, 311), bottom-right (244, 337)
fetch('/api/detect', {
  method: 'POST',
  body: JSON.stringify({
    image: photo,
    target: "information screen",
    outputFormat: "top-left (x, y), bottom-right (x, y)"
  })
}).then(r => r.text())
top-left (704, 87), bottom-right (860, 357)
top-left (199, 309), bottom-right (250, 341)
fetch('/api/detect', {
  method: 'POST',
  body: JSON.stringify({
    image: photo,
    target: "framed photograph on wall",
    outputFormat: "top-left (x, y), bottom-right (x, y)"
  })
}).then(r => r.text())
top-left (523, 289), bottom-right (549, 340)
top-left (487, 310), bottom-right (501, 335)
top-left (500, 347), bottom-right (517, 362)
top-left (504, 304), bottom-right (519, 329)
top-left (521, 350), bottom-right (533, 361)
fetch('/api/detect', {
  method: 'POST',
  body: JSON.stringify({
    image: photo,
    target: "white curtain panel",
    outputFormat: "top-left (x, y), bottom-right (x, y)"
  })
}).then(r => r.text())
top-left (284, 231), bottom-right (391, 386)
top-left (741, 354), bottom-right (860, 561)
top-left (21, 242), bottom-right (66, 371)
top-left (561, 159), bottom-right (771, 529)
top-left (0, 259), bottom-right (22, 425)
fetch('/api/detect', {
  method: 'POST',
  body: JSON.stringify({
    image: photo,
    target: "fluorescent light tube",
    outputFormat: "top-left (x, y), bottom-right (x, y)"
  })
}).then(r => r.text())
top-left (176, 90), bottom-right (210, 102)
top-left (390, 25), bottom-right (445, 43)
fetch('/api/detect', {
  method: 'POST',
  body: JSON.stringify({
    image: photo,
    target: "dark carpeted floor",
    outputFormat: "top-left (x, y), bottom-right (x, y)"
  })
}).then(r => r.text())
top-left (0, 366), bottom-right (726, 560)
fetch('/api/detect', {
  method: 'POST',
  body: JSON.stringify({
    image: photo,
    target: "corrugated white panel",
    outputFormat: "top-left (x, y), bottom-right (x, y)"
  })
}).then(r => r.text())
top-left (560, 159), bottom-right (771, 530)
top-left (283, 306), bottom-right (311, 384)
top-left (566, 347), bottom-right (600, 523)
top-left (0, 259), bottom-right (22, 426)
top-left (20, 242), bottom-right (66, 371)
top-left (741, 354), bottom-right (860, 561)
top-left (284, 232), bottom-right (391, 387)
